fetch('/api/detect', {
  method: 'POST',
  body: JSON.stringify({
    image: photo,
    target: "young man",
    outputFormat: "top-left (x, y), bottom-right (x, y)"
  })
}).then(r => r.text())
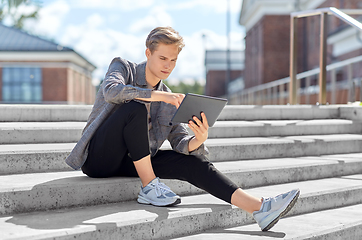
top-left (66, 26), bottom-right (300, 231)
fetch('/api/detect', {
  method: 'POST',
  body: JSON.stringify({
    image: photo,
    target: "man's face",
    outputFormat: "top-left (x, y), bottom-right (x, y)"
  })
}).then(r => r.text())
top-left (146, 43), bottom-right (179, 84)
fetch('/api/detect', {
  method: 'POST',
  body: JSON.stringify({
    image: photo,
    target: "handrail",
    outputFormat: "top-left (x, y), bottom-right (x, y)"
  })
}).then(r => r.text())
top-left (239, 55), bottom-right (362, 95)
top-left (290, 8), bottom-right (362, 30)
top-left (289, 7), bottom-right (362, 105)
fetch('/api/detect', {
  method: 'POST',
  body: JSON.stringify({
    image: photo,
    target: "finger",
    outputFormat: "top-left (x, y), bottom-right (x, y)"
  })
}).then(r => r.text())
top-left (189, 120), bottom-right (200, 133)
top-left (201, 112), bottom-right (209, 128)
top-left (193, 116), bottom-right (207, 131)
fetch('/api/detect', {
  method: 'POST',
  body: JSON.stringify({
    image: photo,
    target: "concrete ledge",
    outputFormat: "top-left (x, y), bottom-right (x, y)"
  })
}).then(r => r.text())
top-left (173, 204), bottom-right (362, 240)
top-left (204, 134), bottom-right (362, 161)
top-left (339, 106), bottom-right (362, 121)
top-left (1, 175), bottom-right (362, 240)
top-left (218, 105), bottom-right (340, 121)
top-left (0, 104), bottom-right (346, 122)
top-left (1, 154), bottom-right (361, 215)
top-left (0, 104), bottom-right (92, 122)
top-left (0, 122), bottom-right (85, 144)
top-left (207, 119), bottom-right (362, 138)
top-left (1, 120), bottom-right (361, 144)
top-left (1, 134), bottom-right (362, 174)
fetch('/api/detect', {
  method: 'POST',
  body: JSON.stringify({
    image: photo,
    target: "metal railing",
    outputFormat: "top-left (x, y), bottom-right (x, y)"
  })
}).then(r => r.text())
top-left (290, 7), bottom-right (362, 105)
top-left (229, 8), bottom-right (362, 105)
top-left (229, 55), bottom-right (362, 105)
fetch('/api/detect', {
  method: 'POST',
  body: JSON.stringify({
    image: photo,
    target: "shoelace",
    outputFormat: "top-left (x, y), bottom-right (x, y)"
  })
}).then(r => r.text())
top-left (152, 181), bottom-right (172, 197)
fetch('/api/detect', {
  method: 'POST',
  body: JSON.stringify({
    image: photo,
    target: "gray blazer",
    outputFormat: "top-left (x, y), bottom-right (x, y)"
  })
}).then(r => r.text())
top-left (65, 57), bottom-right (209, 170)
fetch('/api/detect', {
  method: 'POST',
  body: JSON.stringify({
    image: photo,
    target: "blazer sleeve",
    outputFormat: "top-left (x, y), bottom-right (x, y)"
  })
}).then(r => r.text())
top-left (167, 123), bottom-right (209, 157)
top-left (102, 57), bottom-right (152, 104)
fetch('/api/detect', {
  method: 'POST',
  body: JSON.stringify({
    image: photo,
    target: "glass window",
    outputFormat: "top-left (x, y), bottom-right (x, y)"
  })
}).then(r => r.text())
top-left (2, 67), bottom-right (42, 103)
top-left (2, 68), bottom-right (10, 83)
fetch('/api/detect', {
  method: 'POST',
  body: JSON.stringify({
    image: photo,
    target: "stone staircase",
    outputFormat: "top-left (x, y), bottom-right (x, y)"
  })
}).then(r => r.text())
top-left (0, 104), bottom-right (362, 240)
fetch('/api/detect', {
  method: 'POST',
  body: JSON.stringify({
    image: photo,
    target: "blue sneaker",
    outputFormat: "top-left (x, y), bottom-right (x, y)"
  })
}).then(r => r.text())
top-left (253, 189), bottom-right (300, 231)
top-left (137, 177), bottom-right (181, 207)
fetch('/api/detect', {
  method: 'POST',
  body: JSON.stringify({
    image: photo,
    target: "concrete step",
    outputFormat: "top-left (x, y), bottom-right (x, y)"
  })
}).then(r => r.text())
top-left (207, 119), bottom-right (362, 138)
top-left (1, 175), bottom-right (362, 239)
top-left (218, 105), bottom-right (341, 120)
top-left (202, 134), bottom-right (362, 161)
top-left (0, 104), bottom-right (92, 122)
top-left (172, 204), bottom-right (362, 240)
top-left (1, 153), bottom-right (361, 215)
top-left (1, 104), bottom-right (359, 122)
top-left (2, 134), bottom-right (362, 175)
top-left (0, 122), bottom-right (85, 144)
top-left (1, 119), bottom-right (361, 144)
top-left (0, 143), bottom-right (74, 175)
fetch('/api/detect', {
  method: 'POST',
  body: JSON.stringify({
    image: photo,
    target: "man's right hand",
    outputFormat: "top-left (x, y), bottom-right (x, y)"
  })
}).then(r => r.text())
top-left (160, 92), bottom-right (185, 108)
top-left (136, 91), bottom-right (185, 108)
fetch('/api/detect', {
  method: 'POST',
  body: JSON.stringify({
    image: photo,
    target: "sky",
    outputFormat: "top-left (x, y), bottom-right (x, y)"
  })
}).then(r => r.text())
top-left (5, 0), bottom-right (245, 85)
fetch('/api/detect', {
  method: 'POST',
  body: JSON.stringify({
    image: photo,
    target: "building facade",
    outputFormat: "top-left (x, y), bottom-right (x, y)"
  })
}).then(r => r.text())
top-left (239, 0), bottom-right (362, 104)
top-left (204, 50), bottom-right (244, 97)
top-left (0, 23), bottom-right (96, 104)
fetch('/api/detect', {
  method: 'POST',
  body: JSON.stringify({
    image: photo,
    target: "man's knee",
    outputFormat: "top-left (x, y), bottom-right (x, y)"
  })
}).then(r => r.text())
top-left (115, 100), bottom-right (147, 119)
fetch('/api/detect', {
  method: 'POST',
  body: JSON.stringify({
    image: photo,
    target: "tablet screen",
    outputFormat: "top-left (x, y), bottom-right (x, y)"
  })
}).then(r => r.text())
top-left (171, 93), bottom-right (227, 127)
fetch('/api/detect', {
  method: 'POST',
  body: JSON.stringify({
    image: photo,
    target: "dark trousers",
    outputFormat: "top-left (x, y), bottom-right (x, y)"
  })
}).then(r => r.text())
top-left (82, 101), bottom-right (238, 203)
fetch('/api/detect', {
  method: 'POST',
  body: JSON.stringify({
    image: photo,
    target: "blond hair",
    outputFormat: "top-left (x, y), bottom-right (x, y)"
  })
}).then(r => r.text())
top-left (146, 26), bottom-right (185, 53)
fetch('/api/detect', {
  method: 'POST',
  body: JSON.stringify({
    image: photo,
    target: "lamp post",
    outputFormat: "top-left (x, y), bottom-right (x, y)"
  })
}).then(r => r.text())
top-left (226, 0), bottom-right (231, 100)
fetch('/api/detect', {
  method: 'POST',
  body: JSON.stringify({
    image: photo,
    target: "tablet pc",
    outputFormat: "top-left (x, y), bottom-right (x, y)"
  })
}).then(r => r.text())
top-left (171, 93), bottom-right (227, 127)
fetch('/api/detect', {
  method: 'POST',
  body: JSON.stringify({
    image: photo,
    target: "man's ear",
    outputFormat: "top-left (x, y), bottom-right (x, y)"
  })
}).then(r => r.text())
top-left (145, 48), bottom-right (151, 58)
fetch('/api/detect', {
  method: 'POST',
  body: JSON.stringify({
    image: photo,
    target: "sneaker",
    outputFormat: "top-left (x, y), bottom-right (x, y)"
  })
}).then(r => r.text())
top-left (137, 177), bottom-right (181, 207)
top-left (253, 189), bottom-right (300, 231)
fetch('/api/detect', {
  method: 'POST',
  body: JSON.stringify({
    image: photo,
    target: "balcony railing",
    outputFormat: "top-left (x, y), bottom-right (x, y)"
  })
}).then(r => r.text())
top-left (229, 8), bottom-right (362, 105)
top-left (290, 7), bottom-right (362, 105)
top-left (229, 55), bottom-right (362, 105)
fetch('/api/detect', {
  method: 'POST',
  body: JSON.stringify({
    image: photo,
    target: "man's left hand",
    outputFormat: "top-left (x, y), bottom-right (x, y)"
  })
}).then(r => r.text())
top-left (188, 112), bottom-right (209, 144)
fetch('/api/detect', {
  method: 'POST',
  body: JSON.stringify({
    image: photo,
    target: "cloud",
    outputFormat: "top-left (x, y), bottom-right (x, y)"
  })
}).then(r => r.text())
top-left (24, 0), bottom-right (70, 38)
top-left (19, 0), bottom-right (244, 86)
top-left (60, 14), bottom-right (146, 83)
top-left (72, 0), bottom-right (155, 11)
top-left (168, 0), bottom-right (242, 14)
top-left (128, 6), bottom-right (173, 34)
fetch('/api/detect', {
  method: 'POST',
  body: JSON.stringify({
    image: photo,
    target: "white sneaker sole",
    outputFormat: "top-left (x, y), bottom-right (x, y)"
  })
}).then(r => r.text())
top-left (261, 189), bottom-right (300, 231)
top-left (137, 195), bottom-right (181, 207)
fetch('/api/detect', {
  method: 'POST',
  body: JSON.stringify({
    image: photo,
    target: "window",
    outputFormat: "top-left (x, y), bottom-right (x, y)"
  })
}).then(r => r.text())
top-left (2, 67), bottom-right (42, 102)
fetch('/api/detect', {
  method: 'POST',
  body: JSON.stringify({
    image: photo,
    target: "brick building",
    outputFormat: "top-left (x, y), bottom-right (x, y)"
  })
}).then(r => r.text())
top-left (204, 50), bottom-right (244, 97)
top-left (0, 23), bottom-right (96, 104)
top-left (239, 0), bottom-right (362, 104)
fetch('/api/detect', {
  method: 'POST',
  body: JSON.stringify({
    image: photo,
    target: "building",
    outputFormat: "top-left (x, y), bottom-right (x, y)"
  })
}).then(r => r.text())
top-left (204, 50), bottom-right (244, 97)
top-left (0, 23), bottom-right (96, 104)
top-left (239, 0), bottom-right (362, 104)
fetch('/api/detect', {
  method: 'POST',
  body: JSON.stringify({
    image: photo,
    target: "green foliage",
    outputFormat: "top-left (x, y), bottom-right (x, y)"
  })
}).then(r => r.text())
top-left (0, 0), bottom-right (41, 29)
top-left (163, 80), bottom-right (205, 95)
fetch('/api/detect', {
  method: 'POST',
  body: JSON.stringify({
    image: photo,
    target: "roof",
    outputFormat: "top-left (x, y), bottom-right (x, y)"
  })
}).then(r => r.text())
top-left (0, 23), bottom-right (96, 69)
top-left (0, 23), bottom-right (73, 51)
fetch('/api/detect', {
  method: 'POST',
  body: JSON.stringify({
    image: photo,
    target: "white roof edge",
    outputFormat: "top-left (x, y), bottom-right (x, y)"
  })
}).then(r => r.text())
top-left (240, 0), bottom-right (326, 32)
top-left (0, 51), bottom-right (96, 71)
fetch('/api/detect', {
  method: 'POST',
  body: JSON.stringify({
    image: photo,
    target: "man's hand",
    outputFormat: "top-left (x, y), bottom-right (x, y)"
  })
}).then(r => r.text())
top-left (161, 92), bottom-right (185, 108)
top-left (137, 91), bottom-right (185, 108)
top-left (188, 112), bottom-right (209, 151)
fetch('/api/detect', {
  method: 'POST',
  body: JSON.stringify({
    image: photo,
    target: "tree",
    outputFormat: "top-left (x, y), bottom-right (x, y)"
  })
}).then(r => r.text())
top-left (0, 0), bottom-right (41, 29)
top-left (164, 80), bottom-right (205, 95)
